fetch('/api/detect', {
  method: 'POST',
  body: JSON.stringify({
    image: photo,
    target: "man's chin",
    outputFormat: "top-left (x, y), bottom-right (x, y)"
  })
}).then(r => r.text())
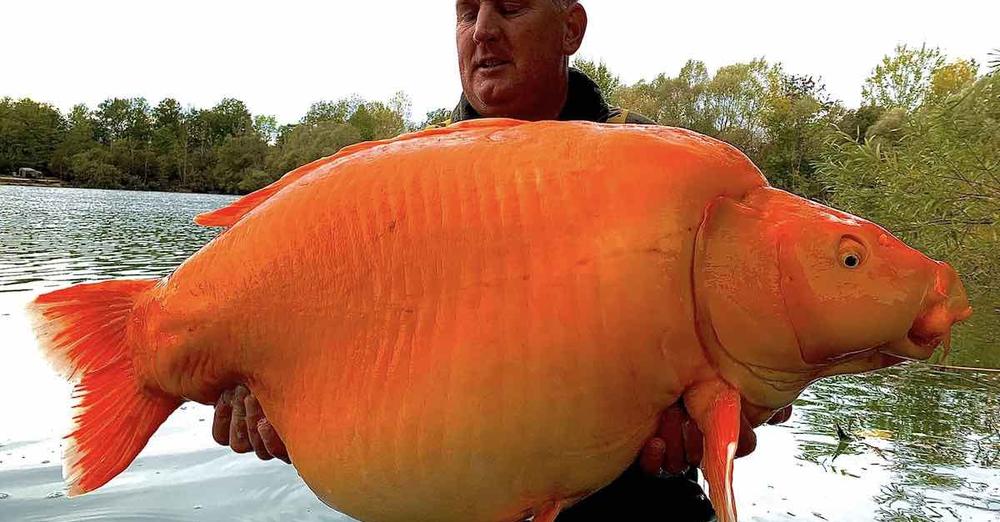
top-left (470, 85), bottom-right (521, 117)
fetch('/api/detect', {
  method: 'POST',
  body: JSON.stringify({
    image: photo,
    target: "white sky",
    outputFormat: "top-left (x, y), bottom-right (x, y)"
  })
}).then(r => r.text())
top-left (1, 0), bottom-right (997, 124)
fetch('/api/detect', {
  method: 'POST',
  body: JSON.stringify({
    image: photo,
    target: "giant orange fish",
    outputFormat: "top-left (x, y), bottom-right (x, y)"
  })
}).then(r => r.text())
top-left (29, 119), bottom-right (971, 522)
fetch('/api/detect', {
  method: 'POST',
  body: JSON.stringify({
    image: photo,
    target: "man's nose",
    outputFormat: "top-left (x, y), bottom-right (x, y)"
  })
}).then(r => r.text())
top-left (472, 4), bottom-right (501, 43)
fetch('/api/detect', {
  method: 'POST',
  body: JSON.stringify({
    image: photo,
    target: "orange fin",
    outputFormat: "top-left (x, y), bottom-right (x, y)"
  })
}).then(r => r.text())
top-left (533, 501), bottom-right (563, 522)
top-left (194, 118), bottom-right (528, 228)
top-left (28, 279), bottom-right (183, 496)
top-left (684, 380), bottom-right (741, 522)
top-left (193, 154), bottom-right (327, 228)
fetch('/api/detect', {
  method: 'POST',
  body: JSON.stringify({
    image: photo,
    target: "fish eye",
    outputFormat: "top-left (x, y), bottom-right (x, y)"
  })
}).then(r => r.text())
top-left (837, 235), bottom-right (867, 269)
top-left (842, 253), bottom-right (861, 269)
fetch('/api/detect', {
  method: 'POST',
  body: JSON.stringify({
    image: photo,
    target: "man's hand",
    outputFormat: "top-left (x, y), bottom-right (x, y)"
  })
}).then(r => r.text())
top-left (638, 402), bottom-right (793, 476)
top-left (212, 385), bottom-right (290, 463)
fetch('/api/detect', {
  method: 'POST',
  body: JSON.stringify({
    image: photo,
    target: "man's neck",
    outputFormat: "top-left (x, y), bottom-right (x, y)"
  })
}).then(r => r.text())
top-left (519, 69), bottom-right (569, 121)
top-left (452, 67), bottom-right (611, 124)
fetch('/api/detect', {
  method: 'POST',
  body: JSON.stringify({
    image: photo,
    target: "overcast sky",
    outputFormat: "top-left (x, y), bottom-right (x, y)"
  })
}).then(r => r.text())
top-left (2, 0), bottom-right (997, 124)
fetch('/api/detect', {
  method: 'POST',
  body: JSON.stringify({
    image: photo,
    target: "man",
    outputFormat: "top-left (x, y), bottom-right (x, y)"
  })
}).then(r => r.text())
top-left (214, 1), bottom-right (790, 519)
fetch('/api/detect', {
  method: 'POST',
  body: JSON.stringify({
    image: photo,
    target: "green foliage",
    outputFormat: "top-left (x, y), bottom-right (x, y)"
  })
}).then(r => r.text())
top-left (758, 74), bottom-right (838, 198)
top-left (862, 44), bottom-right (945, 111)
top-left (572, 58), bottom-right (622, 104)
top-left (834, 105), bottom-right (885, 144)
top-left (67, 147), bottom-right (124, 188)
top-left (253, 115), bottom-right (280, 145)
top-left (213, 133), bottom-right (269, 193)
top-left (928, 59), bottom-right (978, 101)
top-left (613, 58), bottom-right (835, 198)
top-left (0, 92), bottom-right (412, 194)
top-left (420, 107), bottom-right (452, 128)
top-left (0, 97), bottom-right (65, 175)
top-left (302, 92), bottom-right (411, 140)
top-left (615, 59), bottom-right (714, 134)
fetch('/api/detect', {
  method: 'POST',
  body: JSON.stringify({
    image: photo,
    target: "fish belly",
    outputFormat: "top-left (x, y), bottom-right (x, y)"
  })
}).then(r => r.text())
top-left (256, 250), bottom-right (696, 522)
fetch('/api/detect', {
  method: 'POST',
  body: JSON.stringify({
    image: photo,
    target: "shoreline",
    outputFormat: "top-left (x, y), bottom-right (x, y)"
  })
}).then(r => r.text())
top-left (0, 176), bottom-right (63, 188)
top-left (0, 179), bottom-right (243, 197)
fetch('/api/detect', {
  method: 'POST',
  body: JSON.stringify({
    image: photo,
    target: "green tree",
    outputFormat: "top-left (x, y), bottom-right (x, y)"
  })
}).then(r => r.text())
top-left (759, 74), bottom-right (839, 198)
top-left (834, 104), bottom-right (885, 144)
top-left (51, 104), bottom-right (99, 179)
top-left (303, 98), bottom-right (356, 126)
top-left (201, 98), bottom-right (254, 145)
top-left (67, 147), bottom-right (124, 188)
top-left (573, 57), bottom-right (622, 104)
top-left (254, 114), bottom-right (280, 144)
top-left (862, 44), bottom-right (945, 110)
top-left (0, 97), bottom-right (65, 175)
top-left (928, 59), bottom-right (979, 101)
top-left (213, 133), bottom-right (269, 193)
top-left (420, 107), bottom-right (452, 128)
top-left (704, 59), bottom-right (782, 158)
top-left (616, 60), bottom-right (714, 134)
top-left (151, 98), bottom-right (189, 189)
top-left (268, 120), bottom-right (362, 177)
top-left (92, 97), bottom-right (155, 188)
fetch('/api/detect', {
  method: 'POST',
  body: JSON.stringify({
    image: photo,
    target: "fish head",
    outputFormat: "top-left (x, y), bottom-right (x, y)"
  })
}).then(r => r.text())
top-left (694, 187), bottom-right (973, 425)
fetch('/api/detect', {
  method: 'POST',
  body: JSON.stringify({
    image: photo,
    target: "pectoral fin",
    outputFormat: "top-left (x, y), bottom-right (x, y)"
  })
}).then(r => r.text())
top-left (683, 380), bottom-right (741, 522)
top-left (533, 500), bottom-right (562, 522)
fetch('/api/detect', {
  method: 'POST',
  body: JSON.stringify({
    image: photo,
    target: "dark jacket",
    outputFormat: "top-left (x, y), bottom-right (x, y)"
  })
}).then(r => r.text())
top-left (432, 68), bottom-right (655, 127)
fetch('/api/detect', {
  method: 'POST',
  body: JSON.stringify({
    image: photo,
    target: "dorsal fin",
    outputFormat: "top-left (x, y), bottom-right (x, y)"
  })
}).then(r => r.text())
top-left (194, 118), bottom-right (527, 228)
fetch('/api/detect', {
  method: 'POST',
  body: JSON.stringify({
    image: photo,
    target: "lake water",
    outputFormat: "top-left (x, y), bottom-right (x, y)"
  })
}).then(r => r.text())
top-left (1, 185), bottom-right (997, 521)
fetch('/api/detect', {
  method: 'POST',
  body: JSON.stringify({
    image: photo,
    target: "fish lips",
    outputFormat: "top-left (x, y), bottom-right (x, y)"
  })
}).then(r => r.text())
top-left (878, 303), bottom-right (973, 361)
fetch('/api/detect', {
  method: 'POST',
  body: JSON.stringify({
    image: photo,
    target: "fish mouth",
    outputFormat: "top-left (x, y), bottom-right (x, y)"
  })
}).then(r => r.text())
top-left (879, 330), bottom-right (948, 362)
top-left (880, 262), bottom-right (973, 361)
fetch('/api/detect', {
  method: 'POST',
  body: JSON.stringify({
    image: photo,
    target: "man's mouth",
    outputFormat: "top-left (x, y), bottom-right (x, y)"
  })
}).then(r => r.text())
top-left (476, 58), bottom-right (511, 71)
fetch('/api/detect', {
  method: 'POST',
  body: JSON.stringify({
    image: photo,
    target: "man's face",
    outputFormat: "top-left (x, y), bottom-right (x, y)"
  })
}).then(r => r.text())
top-left (456, 0), bottom-right (581, 119)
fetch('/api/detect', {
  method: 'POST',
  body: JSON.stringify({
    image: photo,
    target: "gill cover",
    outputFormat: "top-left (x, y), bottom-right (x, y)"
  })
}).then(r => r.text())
top-left (694, 191), bottom-right (800, 371)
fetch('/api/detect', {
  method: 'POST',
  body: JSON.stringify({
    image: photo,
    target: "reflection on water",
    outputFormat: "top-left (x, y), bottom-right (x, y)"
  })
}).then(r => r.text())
top-left (1, 186), bottom-right (997, 521)
top-left (792, 367), bottom-right (999, 520)
top-left (0, 186), bottom-right (226, 291)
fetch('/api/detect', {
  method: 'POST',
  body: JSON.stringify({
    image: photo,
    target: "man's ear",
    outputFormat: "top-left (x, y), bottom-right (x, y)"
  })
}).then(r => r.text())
top-left (562, 3), bottom-right (587, 55)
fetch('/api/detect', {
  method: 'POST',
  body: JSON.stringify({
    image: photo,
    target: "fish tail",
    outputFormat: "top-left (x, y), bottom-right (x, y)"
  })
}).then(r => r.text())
top-left (684, 380), bottom-right (741, 522)
top-left (27, 279), bottom-right (182, 496)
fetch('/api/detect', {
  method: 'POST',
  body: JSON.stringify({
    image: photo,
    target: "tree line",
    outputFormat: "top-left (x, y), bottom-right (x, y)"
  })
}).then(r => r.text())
top-left (2, 44), bottom-right (996, 292)
top-left (0, 92), bottom-right (422, 194)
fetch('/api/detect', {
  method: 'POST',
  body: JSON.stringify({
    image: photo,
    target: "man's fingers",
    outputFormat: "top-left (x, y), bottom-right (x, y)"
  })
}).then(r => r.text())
top-left (229, 385), bottom-right (252, 453)
top-left (682, 419), bottom-right (704, 468)
top-left (638, 437), bottom-right (666, 475)
top-left (659, 405), bottom-right (688, 475)
top-left (258, 418), bottom-right (290, 464)
top-left (244, 393), bottom-right (272, 461)
top-left (736, 414), bottom-right (757, 458)
top-left (212, 389), bottom-right (234, 446)
top-left (768, 405), bottom-right (793, 425)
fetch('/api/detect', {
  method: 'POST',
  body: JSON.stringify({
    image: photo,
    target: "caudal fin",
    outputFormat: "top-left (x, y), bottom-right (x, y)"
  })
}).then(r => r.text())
top-left (684, 380), bottom-right (741, 522)
top-left (28, 279), bottom-right (182, 496)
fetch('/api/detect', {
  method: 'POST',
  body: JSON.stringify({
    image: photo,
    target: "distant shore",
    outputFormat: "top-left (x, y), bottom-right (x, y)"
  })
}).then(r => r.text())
top-left (0, 176), bottom-right (63, 188)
